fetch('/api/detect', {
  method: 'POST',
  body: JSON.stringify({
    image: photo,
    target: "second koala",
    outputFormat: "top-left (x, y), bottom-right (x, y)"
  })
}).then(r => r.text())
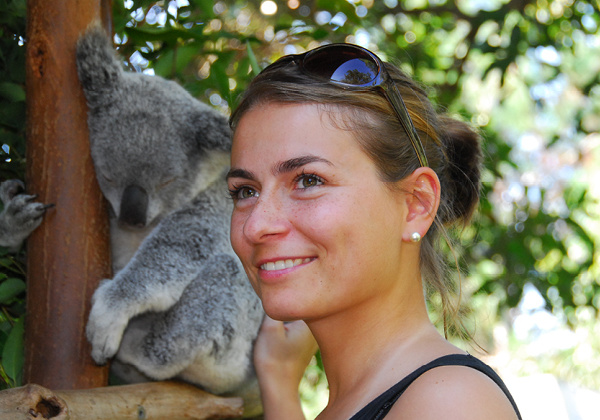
top-left (76, 27), bottom-right (263, 416)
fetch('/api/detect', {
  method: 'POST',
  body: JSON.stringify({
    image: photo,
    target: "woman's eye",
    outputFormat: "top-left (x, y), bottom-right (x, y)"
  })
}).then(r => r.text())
top-left (228, 186), bottom-right (259, 201)
top-left (296, 174), bottom-right (324, 189)
top-left (240, 187), bottom-right (258, 199)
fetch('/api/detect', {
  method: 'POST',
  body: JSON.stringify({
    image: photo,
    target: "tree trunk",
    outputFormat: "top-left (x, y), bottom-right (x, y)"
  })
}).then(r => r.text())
top-left (24, 0), bottom-right (113, 389)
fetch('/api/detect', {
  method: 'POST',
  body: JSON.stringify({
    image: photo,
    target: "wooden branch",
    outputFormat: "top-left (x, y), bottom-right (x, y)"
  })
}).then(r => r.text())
top-left (0, 381), bottom-right (244, 420)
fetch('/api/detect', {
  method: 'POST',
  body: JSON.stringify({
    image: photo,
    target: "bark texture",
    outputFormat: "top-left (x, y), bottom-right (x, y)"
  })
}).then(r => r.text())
top-left (24, 0), bottom-right (113, 389)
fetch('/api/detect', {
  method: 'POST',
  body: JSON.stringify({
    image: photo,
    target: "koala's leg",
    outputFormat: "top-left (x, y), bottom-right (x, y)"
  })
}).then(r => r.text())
top-left (116, 254), bottom-right (263, 396)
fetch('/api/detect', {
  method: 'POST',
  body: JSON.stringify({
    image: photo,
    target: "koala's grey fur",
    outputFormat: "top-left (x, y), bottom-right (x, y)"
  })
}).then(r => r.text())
top-left (0, 179), bottom-right (53, 252)
top-left (76, 27), bottom-right (263, 416)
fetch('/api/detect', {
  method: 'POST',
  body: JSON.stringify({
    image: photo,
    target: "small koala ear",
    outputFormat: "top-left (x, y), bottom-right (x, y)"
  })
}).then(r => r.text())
top-left (190, 107), bottom-right (232, 153)
top-left (402, 168), bottom-right (441, 242)
top-left (76, 24), bottom-right (122, 105)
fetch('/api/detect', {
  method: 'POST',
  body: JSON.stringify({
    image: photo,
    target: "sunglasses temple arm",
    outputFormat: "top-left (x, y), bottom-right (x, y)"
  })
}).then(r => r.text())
top-left (382, 84), bottom-right (429, 167)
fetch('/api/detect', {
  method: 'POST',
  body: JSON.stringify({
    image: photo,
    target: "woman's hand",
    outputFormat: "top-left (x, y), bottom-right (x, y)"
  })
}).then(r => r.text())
top-left (254, 316), bottom-right (318, 419)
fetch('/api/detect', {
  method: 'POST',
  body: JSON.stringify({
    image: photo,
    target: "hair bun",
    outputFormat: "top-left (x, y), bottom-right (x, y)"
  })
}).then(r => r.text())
top-left (438, 116), bottom-right (483, 225)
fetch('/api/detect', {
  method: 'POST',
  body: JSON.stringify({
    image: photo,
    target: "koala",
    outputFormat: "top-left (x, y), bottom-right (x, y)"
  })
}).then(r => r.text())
top-left (76, 27), bottom-right (264, 416)
top-left (0, 179), bottom-right (53, 252)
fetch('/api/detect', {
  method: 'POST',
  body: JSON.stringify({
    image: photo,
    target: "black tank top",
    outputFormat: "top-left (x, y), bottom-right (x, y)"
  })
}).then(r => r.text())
top-left (349, 354), bottom-right (522, 420)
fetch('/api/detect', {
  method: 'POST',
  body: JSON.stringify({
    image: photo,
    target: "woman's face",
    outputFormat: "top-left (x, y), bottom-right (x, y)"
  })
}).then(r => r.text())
top-left (229, 103), bottom-right (411, 322)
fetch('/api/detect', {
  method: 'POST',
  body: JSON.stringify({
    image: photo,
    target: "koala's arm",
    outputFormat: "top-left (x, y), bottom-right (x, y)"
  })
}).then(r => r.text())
top-left (115, 254), bottom-right (261, 390)
top-left (86, 191), bottom-right (232, 364)
top-left (0, 180), bottom-right (53, 252)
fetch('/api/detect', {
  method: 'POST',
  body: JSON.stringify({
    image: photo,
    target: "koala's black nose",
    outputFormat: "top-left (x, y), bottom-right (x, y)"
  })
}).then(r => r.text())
top-left (119, 184), bottom-right (148, 228)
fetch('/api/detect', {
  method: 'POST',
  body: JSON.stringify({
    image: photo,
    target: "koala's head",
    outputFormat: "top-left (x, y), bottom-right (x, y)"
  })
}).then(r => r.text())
top-left (76, 27), bottom-right (231, 229)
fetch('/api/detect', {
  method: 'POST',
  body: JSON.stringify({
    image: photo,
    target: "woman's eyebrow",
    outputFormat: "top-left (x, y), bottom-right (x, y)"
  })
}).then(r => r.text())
top-left (226, 168), bottom-right (255, 181)
top-left (274, 155), bottom-right (333, 175)
top-left (226, 155), bottom-right (333, 181)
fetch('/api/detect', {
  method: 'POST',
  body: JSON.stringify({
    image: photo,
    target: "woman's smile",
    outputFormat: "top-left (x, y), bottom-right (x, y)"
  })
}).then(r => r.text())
top-left (259, 257), bottom-right (314, 271)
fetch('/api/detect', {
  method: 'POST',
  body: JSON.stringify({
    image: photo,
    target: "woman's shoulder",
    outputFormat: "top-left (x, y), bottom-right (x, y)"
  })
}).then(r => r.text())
top-left (385, 359), bottom-right (520, 420)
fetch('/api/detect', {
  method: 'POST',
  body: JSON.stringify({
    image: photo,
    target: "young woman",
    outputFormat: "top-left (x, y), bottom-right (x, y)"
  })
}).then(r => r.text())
top-left (227, 44), bottom-right (522, 420)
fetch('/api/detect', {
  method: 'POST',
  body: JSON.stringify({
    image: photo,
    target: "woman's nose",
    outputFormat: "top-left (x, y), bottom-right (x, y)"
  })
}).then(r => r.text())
top-left (243, 194), bottom-right (289, 243)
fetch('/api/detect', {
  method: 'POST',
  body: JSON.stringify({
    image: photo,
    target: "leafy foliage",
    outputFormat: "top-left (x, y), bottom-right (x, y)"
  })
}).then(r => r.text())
top-left (0, 0), bottom-right (26, 180)
top-left (0, 0), bottom-right (27, 389)
top-left (0, 247), bottom-right (26, 389)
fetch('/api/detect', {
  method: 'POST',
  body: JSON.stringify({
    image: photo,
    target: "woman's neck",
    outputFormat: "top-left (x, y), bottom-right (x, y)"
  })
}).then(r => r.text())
top-left (308, 290), bottom-right (458, 419)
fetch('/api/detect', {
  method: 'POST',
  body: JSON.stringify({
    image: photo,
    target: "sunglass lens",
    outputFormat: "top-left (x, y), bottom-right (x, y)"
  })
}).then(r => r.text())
top-left (302, 48), bottom-right (379, 87)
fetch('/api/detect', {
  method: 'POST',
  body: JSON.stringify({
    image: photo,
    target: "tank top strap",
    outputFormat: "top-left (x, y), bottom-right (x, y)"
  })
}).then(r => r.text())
top-left (349, 353), bottom-right (522, 420)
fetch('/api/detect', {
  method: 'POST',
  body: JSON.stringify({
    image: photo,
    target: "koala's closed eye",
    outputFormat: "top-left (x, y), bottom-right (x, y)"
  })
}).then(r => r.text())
top-left (99, 171), bottom-right (114, 184)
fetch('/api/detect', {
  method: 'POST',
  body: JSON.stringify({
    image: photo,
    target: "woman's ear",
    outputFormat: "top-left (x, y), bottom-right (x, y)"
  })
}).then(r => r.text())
top-left (401, 168), bottom-right (441, 242)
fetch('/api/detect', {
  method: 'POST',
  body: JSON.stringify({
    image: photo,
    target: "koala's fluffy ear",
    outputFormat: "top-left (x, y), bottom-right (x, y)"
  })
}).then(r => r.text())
top-left (190, 109), bottom-right (233, 154)
top-left (76, 24), bottom-right (122, 106)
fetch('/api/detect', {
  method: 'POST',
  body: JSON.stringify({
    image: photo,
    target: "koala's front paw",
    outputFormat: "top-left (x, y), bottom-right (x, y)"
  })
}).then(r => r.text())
top-left (0, 180), bottom-right (54, 251)
top-left (86, 280), bottom-right (131, 364)
top-left (8, 193), bottom-right (54, 228)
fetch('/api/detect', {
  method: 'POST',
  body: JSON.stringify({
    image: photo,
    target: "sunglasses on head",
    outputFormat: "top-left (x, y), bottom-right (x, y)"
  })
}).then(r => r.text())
top-left (281, 43), bottom-right (428, 167)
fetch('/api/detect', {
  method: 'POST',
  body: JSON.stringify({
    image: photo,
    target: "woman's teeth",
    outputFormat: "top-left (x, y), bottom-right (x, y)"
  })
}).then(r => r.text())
top-left (261, 258), bottom-right (312, 271)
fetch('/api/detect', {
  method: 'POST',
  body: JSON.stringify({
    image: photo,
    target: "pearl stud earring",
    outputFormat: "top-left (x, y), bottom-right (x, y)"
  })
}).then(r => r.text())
top-left (410, 232), bottom-right (421, 243)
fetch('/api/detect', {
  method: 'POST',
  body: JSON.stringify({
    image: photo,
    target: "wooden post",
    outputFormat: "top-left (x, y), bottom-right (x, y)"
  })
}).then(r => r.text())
top-left (24, 0), bottom-right (113, 389)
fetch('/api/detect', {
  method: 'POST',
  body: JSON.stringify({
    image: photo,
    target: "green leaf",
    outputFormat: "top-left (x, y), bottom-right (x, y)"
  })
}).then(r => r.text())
top-left (0, 278), bottom-right (26, 304)
top-left (245, 41), bottom-right (261, 76)
top-left (190, 0), bottom-right (216, 19)
top-left (0, 101), bottom-right (25, 130)
top-left (2, 318), bottom-right (24, 385)
top-left (0, 329), bottom-right (8, 350)
top-left (311, 28), bottom-right (330, 40)
top-left (153, 49), bottom-right (176, 77)
top-left (176, 44), bottom-right (203, 73)
top-left (2, 0), bottom-right (26, 19)
top-left (209, 57), bottom-right (232, 102)
top-left (0, 82), bottom-right (25, 102)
